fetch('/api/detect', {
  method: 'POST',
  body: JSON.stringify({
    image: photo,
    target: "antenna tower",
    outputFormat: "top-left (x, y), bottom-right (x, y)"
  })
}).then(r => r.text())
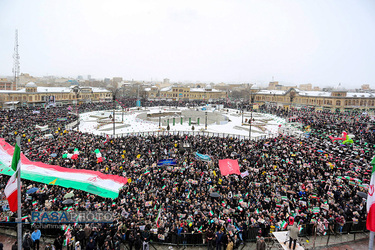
top-left (13, 29), bottom-right (20, 90)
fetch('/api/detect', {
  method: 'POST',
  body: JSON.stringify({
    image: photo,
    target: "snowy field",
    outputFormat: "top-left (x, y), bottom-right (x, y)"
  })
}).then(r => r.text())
top-left (78, 106), bottom-right (287, 139)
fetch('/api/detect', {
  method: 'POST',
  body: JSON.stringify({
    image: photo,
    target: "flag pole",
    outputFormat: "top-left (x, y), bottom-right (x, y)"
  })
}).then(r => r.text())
top-left (16, 136), bottom-right (22, 250)
top-left (369, 231), bottom-right (374, 250)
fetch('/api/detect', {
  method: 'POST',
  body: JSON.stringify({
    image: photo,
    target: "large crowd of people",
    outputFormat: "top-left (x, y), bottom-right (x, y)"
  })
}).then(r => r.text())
top-left (0, 100), bottom-right (373, 249)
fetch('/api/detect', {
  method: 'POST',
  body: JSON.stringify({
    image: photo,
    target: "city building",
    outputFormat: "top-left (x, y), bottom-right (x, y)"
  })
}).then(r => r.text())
top-left (253, 85), bottom-right (375, 112)
top-left (19, 73), bottom-right (37, 85)
top-left (0, 82), bottom-right (112, 109)
top-left (163, 78), bottom-right (170, 85)
top-left (144, 86), bottom-right (159, 99)
top-left (299, 83), bottom-right (312, 91)
top-left (0, 78), bottom-right (14, 90)
top-left (267, 81), bottom-right (297, 91)
top-left (361, 84), bottom-right (370, 91)
top-left (158, 85), bottom-right (226, 101)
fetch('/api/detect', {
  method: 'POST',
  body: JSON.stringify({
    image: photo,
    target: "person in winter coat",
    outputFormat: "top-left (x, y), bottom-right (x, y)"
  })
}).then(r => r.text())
top-left (12, 242), bottom-right (18, 250)
top-left (53, 235), bottom-right (63, 250)
top-left (128, 231), bottom-right (135, 250)
top-left (23, 234), bottom-right (33, 250)
top-left (134, 232), bottom-right (142, 250)
top-left (256, 237), bottom-right (266, 250)
top-left (288, 222), bottom-right (299, 250)
top-left (85, 238), bottom-right (96, 250)
top-left (226, 236), bottom-right (233, 250)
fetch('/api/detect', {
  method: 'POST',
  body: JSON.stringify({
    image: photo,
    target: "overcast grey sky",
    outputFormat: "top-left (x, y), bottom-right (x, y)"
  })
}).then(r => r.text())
top-left (1, 0), bottom-right (375, 88)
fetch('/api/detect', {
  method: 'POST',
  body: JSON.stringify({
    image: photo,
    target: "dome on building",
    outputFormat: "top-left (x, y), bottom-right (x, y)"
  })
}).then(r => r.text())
top-left (333, 83), bottom-right (346, 92)
top-left (205, 84), bottom-right (213, 91)
top-left (25, 82), bottom-right (37, 88)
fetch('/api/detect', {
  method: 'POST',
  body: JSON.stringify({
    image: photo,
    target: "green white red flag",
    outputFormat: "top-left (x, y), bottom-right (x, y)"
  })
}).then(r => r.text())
top-left (155, 206), bottom-right (162, 228)
top-left (94, 149), bottom-right (103, 163)
top-left (4, 143), bottom-right (21, 212)
top-left (0, 139), bottom-right (127, 199)
top-left (367, 156), bottom-right (375, 231)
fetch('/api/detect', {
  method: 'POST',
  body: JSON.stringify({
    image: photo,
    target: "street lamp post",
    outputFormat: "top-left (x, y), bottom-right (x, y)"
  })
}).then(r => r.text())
top-left (249, 107), bottom-right (252, 139)
top-left (289, 92), bottom-right (296, 122)
top-left (113, 94), bottom-right (116, 137)
top-left (159, 111), bottom-right (161, 129)
top-left (249, 92), bottom-right (256, 139)
top-left (205, 111), bottom-right (208, 130)
top-left (73, 86), bottom-right (80, 131)
top-left (241, 105), bottom-right (244, 124)
top-left (122, 106), bottom-right (124, 122)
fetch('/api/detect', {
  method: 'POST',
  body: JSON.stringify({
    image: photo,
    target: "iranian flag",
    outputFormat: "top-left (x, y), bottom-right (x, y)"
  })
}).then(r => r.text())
top-left (155, 206), bottom-right (162, 228)
top-left (4, 143), bottom-right (21, 212)
top-left (103, 135), bottom-right (110, 144)
top-left (0, 139), bottom-right (127, 199)
top-left (280, 221), bottom-right (288, 230)
top-left (71, 148), bottom-right (79, 160)
top-left (367, 156), bottom-right (375, 231)
top-left (62, 148), bottom-right (79, 160)
top-left (94, 149), bottom-right (103, 163)
top-left (144, 170), bottom-right (150, 176)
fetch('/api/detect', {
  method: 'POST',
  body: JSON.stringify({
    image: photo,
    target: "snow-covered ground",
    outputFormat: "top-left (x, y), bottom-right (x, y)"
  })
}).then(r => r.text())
top-left (78, 106), bottom-right (287, 139)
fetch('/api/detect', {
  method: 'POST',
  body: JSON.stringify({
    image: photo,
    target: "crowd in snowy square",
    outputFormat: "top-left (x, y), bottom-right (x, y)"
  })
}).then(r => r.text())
top-left (0, 100), bottom-right (373, 249)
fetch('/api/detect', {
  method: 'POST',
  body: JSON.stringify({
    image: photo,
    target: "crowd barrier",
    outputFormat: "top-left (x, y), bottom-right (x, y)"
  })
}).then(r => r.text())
top-left (101, 130), bottom-right (272, 141)
top-left (0, 220), bottom-right (368, 246)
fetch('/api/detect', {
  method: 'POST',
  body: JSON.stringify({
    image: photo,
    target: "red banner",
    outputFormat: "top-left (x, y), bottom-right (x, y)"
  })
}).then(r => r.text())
top-left (219, 159), bottom-right (241, 176)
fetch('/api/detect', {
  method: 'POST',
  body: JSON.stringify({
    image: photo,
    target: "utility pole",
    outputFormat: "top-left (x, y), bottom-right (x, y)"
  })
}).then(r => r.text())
top-left (13, 29), bottom-right (20, 91)
top-left (16, 136), bottom-right (22, 250)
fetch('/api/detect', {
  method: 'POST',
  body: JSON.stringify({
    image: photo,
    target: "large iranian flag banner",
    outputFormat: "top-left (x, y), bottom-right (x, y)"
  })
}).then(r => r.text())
top-left (367, 157), bottom-right (375, 231)
top-left (0, 139), bottom-right (127, 199)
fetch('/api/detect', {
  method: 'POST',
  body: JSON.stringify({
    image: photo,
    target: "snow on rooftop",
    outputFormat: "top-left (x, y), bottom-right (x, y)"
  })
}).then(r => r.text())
top-left (297, 91), bottom-right (331, 97)
top-left (347, 92), bottom-right (373, 98)
top-left (257, 90), bottom-right (286, 95)
top-left (160, 86), bottom-right (172, 92)
top-left (37, 87), bottom-right (72, 93)
top-left (90, 87), bottom-right (110, 93)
